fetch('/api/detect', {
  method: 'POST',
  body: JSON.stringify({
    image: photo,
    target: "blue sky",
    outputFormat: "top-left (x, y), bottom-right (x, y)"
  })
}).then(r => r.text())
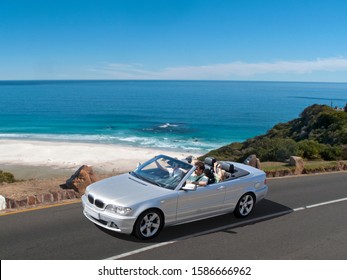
top-left (1, 0), bottom-right (347, 82)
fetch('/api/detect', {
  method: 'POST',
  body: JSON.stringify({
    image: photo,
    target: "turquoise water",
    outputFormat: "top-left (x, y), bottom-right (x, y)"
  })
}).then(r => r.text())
top-left (0, 80), bottom-right (346, 153)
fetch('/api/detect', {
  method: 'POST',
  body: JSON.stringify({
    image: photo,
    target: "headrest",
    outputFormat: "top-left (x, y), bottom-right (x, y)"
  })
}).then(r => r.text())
top-left (204, 157), bottom-right (216, 167)
top-left (221, 162), bottom-right (234, 173)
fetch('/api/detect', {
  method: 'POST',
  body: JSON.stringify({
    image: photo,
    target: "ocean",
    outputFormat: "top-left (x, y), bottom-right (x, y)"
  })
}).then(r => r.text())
top-left (0, 80), bottom-right (346, 154)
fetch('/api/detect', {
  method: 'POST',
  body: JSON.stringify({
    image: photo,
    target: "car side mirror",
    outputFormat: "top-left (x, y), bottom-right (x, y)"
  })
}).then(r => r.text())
top-left (182, 183), bottom-right (197, 191)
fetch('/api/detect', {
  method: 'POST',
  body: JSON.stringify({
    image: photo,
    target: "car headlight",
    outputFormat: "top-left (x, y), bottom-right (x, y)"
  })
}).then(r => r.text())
top-left (105, 204), bottom-right (132, 215)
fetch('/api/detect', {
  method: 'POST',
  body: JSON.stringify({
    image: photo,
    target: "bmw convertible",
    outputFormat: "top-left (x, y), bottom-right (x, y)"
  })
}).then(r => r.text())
top-left (82, 154), bottom-right (268, 239)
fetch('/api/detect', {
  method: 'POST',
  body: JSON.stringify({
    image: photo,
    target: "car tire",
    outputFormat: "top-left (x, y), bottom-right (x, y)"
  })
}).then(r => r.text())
top-left (234, 193), bottom-right (255, 218)
top-left (133, 209), bottom-right (164, 240)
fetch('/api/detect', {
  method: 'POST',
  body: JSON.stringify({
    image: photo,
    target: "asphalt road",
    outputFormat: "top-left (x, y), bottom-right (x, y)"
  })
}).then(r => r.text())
top-left (1, 172), bottom-right (347, 260)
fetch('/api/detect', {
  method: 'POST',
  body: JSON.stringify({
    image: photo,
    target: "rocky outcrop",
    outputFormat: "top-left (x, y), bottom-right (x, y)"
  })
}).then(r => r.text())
top-left (244, 154), bottom-right (261, 169)
top-left (0, 166), bottom-right (100, 211)
top-left (65, 165), bottom-right (97, 195)
top-left (289, 156), bottom-right (304, 175)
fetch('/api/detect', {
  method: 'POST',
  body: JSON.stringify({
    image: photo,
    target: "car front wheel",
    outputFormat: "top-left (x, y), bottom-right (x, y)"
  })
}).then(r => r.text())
top-left (234, 193), bottom-right (255, 218)
top-left (133, 209), bottom-right (163, 240)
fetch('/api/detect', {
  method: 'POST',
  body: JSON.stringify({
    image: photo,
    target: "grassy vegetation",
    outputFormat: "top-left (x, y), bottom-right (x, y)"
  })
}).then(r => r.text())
top-left (261, 160), bottom-right (347, 173)
top-left (261, 162), bottom-right (293, 172)
top-left (304, 160), bottom-right (347, 171)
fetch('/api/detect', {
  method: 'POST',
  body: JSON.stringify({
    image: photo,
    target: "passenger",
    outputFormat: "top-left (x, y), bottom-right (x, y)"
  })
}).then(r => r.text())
top-left (214, 162), bottom-right (227, 182)
top-left (155, 159), bottom-right (184, 178)
top-left (187, 161), bottom-right (208, 187)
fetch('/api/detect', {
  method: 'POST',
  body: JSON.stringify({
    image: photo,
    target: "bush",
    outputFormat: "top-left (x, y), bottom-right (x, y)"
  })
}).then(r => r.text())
top-left (297, 140), bottom-right (343, 160)
top-left (0, 170), bottom-right (16, 183)
top-left (201, 142), bottom-right (244, 161)
top-left (255, 138), bottom-right (299, 162)
top-left (297, 140), bottom-right (324, 160)
top-left (320, 145), bottom-right (343, 160)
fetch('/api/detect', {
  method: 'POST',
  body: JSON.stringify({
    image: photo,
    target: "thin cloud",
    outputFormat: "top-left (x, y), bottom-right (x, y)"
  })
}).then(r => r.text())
top-left (87, 63), bottom-right (160, 79)
top-left (88, 57), bottom-right (347, 80)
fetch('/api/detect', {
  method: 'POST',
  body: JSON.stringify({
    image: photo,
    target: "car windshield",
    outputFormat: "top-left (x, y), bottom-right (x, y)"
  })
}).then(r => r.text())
top-left (131, 155), bottom-right (193, 190)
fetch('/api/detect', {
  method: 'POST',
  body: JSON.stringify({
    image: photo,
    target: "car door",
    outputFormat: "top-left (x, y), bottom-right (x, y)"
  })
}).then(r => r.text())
top-left (223, 177), bottom-right (252, 208)
top-left (176, 182), bottom-right (226, 222)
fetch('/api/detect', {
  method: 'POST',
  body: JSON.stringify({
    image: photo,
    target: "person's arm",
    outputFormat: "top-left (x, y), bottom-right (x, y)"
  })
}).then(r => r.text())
top-left (193, 176), bottom-right (208, 187)
top-left (155, 160), bottom-right (166, 171)
top-left (214, 162), bottom-right (219, 173)
top-left (197, 180), bottom-right (207, 187)
top-left (214, 162), bottom-right (222, 182)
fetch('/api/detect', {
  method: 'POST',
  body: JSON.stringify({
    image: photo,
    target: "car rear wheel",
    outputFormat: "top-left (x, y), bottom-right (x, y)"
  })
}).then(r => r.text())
top-left (234, 193), bottom-right (255, 218)
top-left (133, 209), bottom-right (163, 240)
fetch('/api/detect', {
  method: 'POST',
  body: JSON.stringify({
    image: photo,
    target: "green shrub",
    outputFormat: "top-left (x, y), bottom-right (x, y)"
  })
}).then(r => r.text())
top-left (320, 145), bottom-right (343, 160)
top-left (0, 170), bottom-right (16, 183)
top-left (257, 138), bottom-right (299, 162)
top-left (297, 140), bottom-right (343, 160)
top-left (297, 140), bottom-right (325, 160)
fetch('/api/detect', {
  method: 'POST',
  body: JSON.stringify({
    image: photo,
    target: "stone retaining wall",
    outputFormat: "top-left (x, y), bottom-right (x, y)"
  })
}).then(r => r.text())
top-left (266, 162), bottom-right (347, 178)
top-left (4, 189), bottom-right (79, 210)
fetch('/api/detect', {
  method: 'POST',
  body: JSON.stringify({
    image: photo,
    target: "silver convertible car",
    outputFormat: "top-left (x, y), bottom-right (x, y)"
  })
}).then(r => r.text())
top-left (82, 154), bottom-right (268, 239)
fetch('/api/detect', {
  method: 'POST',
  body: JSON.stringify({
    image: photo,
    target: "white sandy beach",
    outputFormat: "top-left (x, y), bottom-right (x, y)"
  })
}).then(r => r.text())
top-left (0, 139), bottom-right (199, 178)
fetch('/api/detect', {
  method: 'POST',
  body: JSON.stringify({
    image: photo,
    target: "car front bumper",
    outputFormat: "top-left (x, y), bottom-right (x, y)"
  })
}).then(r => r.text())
top-left (81, 195), bottom-right (136, 234)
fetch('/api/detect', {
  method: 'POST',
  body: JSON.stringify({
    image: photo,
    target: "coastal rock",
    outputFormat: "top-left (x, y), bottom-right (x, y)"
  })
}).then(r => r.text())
top-left (0, 195), bottom-right (6, 210)
top-left (289, 156), bottom-right (304, 175)
top-left (244, 154), bottom-right (261, 169)
top-left (65, 165), bottom-right (97, 195)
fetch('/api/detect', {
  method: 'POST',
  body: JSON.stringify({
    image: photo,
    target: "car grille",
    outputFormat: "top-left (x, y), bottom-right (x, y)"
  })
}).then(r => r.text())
top-left (95, 199), bottom-right (105, 208)
top-left (88, 194), bottom-right (94, 204)
top-left (87, 194), bottom-right (105, 209)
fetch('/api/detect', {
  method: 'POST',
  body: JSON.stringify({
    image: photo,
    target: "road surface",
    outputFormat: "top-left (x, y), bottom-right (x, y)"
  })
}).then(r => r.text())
top-left (1, 172), bottom-right (346, 259)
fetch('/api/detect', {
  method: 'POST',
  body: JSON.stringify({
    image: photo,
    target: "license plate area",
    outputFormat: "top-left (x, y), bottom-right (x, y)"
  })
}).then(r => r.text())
top-left (86, 207), bottom-right (100, 220)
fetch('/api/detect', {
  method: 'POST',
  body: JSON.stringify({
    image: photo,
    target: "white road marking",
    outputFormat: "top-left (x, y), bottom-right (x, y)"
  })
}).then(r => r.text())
top-left (305, 197), bottom-right (347, 209)
top-left (106, 196), bottom-right (347, 260)
top-left (105, 241), bottom-right (176, 260)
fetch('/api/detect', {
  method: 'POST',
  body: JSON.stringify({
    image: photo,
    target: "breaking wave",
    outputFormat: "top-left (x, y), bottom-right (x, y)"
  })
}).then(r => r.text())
top-left (0, 133), bottom-right (221, 153)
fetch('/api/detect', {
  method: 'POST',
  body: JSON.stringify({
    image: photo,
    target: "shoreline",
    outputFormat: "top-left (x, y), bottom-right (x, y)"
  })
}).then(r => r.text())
top-left (0, 139), bottom-right (200, 180)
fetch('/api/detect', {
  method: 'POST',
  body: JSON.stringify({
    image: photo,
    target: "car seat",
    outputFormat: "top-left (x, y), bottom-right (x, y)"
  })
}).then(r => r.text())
top-left (204, 168), bottom-right (216, 184)
top-left (204, 157), bottom-right (216, 167)
top-left (221, 162), bottom-right (235, 180)
top-left (203, 157), bottom-right (217, 184)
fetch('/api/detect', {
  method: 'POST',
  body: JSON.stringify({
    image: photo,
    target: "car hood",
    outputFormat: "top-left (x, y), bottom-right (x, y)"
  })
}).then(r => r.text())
top-left (86, 173), bottom-right (172, 206)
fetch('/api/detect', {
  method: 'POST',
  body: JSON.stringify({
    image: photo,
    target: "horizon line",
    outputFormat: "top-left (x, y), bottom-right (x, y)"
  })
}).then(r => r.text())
top-left (1, 79), bottom-right (347, 85)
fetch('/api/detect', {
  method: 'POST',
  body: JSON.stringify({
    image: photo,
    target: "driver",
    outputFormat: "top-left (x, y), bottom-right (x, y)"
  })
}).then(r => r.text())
top-left (187, 161), bottom-right (208, 187)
